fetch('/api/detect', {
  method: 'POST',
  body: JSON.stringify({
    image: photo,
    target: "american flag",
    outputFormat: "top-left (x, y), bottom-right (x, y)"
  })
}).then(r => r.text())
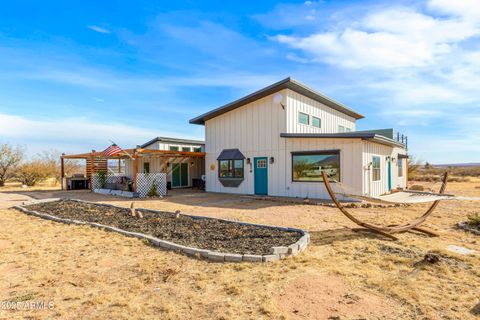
top-left (103, 144), bottom-right (123, 157)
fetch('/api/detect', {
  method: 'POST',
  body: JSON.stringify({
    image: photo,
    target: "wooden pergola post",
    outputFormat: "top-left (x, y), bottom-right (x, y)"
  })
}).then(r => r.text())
top-left (118, 158), bottom-right (121, 174)
top-left (133, 150), bottom-right (138, 193)
top-left (163, 157), bottom-right (167, 174)
top-left (406, 158), bottom-right (409, 188)
top-left (90, 152), bottom-right (95, 192)
top-left (60, 154), bottom-right (65, 190)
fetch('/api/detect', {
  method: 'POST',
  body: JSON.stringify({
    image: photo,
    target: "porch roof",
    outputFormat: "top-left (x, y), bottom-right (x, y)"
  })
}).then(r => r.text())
top-left (61, 148), bottom-right (206, 160)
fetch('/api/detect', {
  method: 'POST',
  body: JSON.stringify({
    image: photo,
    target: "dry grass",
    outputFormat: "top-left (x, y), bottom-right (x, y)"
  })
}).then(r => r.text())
top-left (1, 179), bottom-right (479, 319)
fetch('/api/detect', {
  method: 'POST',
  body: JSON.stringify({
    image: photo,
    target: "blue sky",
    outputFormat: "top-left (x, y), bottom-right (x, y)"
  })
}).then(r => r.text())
top-left (0, 0), bottom-right (479, 163)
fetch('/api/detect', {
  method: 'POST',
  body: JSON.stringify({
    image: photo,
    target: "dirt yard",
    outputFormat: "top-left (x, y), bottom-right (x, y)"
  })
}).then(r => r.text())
top-left (0, 180), bottom-right (479, 319)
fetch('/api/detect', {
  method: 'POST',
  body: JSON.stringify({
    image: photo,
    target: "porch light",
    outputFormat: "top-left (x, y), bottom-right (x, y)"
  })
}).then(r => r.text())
top-left (269, 157), bottom-right (275, 164)
top-left (190, 161), bottom-right (195, 167)
top-left (246, 158), bottom-right (251, 165)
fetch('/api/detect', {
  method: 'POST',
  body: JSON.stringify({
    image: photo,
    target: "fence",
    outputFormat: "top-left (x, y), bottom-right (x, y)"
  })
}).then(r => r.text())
top-left (136, 173), bottom-right (167, 197)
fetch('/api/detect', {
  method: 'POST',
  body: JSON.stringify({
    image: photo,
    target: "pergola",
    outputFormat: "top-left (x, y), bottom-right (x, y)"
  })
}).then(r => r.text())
top-left (61, 148), bottom-right (206, 193)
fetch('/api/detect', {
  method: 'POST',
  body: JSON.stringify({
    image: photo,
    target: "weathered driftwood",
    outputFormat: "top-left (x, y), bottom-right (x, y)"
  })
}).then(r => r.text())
top-left (321, 171), bottom-right (448, 240)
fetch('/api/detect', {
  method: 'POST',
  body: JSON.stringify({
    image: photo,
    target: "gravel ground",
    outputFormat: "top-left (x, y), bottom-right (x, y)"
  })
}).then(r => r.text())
top-left (26, 199), bottom-right (302, 255)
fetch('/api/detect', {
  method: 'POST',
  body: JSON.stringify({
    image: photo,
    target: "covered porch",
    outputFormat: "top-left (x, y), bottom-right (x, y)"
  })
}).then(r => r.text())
top-left (61, 148), bottom-right (205, 198)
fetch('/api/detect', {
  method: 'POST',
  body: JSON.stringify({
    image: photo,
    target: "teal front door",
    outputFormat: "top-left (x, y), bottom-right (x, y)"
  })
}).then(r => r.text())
top-left (254, 157), bottom-right (268, 195)
top-left (387, 159), bottom-right (392, 191)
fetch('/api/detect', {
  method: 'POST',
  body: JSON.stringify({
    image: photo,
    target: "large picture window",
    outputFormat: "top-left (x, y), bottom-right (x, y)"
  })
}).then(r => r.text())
top-left (372, 156), bottom-right (381, 181)
top-left (292, 151), bottom-right (340, 182)
top-left (219, 159), bottom-right (244, 178)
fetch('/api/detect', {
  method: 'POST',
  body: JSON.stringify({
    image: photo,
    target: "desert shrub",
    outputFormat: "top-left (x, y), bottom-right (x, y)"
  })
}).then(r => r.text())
top-left (410, 184), bottom-right (424, 191)
top-left (147, 183), bottom-right (159, 197)
top-left (467, 213), bottom-right (480, 227)
top-left (15, 160), bottom-right (50, 186)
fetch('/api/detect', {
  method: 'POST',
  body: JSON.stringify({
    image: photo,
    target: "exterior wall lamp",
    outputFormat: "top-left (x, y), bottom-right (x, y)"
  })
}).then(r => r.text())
top-left (269, 157), bottom-right (275, 164)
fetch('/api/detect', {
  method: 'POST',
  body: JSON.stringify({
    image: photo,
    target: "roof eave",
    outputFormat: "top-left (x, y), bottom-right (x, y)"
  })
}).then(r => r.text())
top-left (189, 77), bottom-right (364, 125)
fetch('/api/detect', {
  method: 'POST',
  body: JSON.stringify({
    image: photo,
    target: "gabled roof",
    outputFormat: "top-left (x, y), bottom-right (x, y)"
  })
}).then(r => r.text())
top-left (280, 132), bottom-right (406, 148)
top-left (189, 77), bottom-right (364, 125)
top-left (140, 136), bottom-right (205, 148)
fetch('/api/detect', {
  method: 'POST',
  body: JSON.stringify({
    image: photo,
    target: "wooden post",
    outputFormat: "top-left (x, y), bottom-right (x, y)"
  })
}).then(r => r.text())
top-left (133, 151), bottom-right (138, 193)
top-left (163, 157), bottom-right (167, 174)
top-left (406, 158), bottom-right (409, 188)
top-left (118, 158), bottom-right (121, 174)
top-left (60, 155), bottom-right (65, 190)
top-left (90, 152), bottom-right (95, 192)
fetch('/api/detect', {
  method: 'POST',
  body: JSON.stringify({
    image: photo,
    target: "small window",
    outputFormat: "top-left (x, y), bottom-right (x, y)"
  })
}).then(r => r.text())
top-left (299, 112), bottom-right (309, 125)
top-left (256, 159), bottom-right (267, 168)
top-left (338, 125), bottom-right (345, 133)
top-left (345, 127), bottom-right (352, 132)
top-left (398, 159), bottom-right (403, 177)
top-left (143, 162), bottom-right (150, 174)
top-left (169, 146), bottom-right (179, 151)
top-left (219, 159), bottom-right (244, 178)
top-left (182, 147), bottom-right (191, 152)
top-left (194, 147), bottom-right (202, 152)
top-left (312, 117), bottom-right (321, 128)
top-left (372, 156), bottom-right (381, 181)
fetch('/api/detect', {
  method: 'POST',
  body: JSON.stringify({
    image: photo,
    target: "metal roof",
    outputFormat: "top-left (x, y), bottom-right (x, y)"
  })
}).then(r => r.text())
top-left (280, 132), bottom-right (406, 148)
top-left (140, 136), bottom-right (205, 148)
top-left (216, 148), bottom-right (246, 160)
top-left (189, 77), bottom-right (364, 125)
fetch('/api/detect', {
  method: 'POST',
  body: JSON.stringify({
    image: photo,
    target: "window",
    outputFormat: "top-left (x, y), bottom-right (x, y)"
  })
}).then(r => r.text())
top-left (194, 147), bottom-right (202, 152)
top-left (398, 159), bottom-right (403, 177)
top-left (312, 116), bottom-right (321, 128)
top-left (299, 112), bottom-right (309, 125)
top-left (372, 156), bottom-right (381, 181)
top-left (169, 146), bottom-right (179, 151)
top-left (257, 159), bottom-right (267, 168)
top-left (182, 147), bottom-right (191, 152)
top-left (338, 125), bottom-right (345, 133)
top-left (219, 159), bottom-right (244, 178)
top-left (292, 151), bottom-right (340, 182)
top-left (143, 162), bottom-right (150, 174)
top-left (345, 127), bottom-right (352, 132)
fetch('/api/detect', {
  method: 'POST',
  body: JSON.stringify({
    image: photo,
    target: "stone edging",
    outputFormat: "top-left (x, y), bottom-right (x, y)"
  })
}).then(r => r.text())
top-left (457, 221), bottom-right (480, 235)
top-left (14, 198), bottom-right (310, 263)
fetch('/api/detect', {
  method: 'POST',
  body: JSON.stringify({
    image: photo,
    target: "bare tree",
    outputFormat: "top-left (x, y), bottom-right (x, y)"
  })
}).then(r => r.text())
top-left (0, 144), bottom-right (24, 187)
top-left (38, 149), bottom-right (81, 183)
top-left (408, 154), bottom-right (421, 176)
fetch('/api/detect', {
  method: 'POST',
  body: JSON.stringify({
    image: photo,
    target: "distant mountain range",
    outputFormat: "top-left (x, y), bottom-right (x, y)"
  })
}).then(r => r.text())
top-left (434, 163), bottom-right (480, 168)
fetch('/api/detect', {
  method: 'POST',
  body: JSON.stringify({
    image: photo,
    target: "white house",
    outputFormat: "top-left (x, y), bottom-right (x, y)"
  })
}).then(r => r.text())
top-left (190, 77), bottom-right (408, 200)
top-left (124, 137), bottom-right (205, 189)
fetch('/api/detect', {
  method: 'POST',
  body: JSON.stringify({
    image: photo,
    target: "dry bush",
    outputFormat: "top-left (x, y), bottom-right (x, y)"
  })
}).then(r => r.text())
top-left (15, 160), bottom-right (51, 186)
top-left (38, 149), bottom-right (82, 183)
top-left (467, 213), bottom-right (480, 227)
top-left (409, 184), bottom-right (424, 191)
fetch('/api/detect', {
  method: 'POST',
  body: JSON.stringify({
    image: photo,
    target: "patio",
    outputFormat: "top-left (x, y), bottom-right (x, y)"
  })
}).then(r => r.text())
top-left (60, 148), bottom-right (205, 198)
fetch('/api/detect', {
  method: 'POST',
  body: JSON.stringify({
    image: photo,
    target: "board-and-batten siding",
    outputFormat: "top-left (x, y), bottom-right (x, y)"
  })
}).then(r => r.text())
top-left (205, 90), bottom-right (287, 196)
top-left (144, 142), bottom-right (203, 151)
top-left (204, 90), bottom-right (365, 199)
top-left (285, 89), bottom-right (356, 134)
top-left (362, 142), bottom-right (407, 197)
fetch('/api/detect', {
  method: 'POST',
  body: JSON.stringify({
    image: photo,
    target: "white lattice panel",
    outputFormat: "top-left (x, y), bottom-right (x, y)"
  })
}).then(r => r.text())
top-left (136, 173), bottom-right (167, 197)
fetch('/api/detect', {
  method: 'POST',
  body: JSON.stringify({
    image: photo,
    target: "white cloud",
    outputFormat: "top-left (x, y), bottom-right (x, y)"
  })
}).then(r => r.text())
top-left (274, 5), bottom-right (480, 70)
top-left (88, 25), bottom-right (111, 34)
top-left (0, 113), bottom-right (200, 156)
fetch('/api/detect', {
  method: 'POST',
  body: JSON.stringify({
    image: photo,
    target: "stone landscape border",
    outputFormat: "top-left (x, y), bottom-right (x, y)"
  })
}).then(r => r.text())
top-left (14, 198), bottom-right (310, 263)
top-left (457, 221), bottom-right (480, 235)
